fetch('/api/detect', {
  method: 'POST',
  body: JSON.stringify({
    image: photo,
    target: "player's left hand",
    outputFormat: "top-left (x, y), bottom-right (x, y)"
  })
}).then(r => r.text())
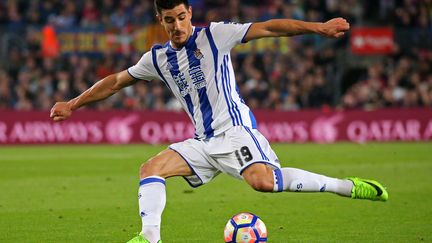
top-left (318, 18), bottom-right (350, 38)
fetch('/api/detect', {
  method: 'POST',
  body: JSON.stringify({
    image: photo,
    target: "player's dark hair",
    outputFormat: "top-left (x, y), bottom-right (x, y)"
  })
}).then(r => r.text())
top-left (154, 0), bottom-right (190, 15)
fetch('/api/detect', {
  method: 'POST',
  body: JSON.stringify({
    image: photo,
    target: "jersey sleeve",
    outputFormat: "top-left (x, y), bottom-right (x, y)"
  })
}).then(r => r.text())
top-left (209, 21), bottom-right (252, 52)
top-left (127, 51), bottom-right (157, 81)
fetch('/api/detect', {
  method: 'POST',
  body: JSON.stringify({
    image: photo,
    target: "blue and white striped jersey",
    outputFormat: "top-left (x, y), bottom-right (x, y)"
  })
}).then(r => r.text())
top-left (128, 22), bottom-right (257, 140)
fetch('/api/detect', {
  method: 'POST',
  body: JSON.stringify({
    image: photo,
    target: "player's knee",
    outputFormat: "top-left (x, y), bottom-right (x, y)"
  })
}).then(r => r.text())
top-left (244, 171), bottom-right (274, 192)
top-left (249, 179), bottom-right (274, 192)
top-left (243, 164), bottom-right (274, 192)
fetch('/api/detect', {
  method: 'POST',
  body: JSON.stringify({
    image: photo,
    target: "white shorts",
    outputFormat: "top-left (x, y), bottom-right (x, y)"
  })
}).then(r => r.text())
top-left (169, 126), bottom-right (280, 187)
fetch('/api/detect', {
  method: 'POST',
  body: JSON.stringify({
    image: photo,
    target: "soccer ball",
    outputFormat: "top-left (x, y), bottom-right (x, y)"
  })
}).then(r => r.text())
top-left (224, 212), bottom-right (267, 243)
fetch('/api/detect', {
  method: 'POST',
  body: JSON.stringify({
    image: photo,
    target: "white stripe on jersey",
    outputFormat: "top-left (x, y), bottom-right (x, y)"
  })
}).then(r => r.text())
top-left (128, 22), bottom-right (257, 139)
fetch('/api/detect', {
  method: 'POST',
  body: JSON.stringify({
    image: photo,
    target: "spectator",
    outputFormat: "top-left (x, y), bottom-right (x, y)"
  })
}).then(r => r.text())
top-left (81, 0), bottom-right (101, 28)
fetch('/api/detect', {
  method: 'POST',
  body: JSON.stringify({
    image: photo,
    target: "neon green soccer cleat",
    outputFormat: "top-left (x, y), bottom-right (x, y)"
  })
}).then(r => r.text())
top-left (346, 177), bottom-right (388, 201)
top-left (126, 233), bottom-right (162, 243)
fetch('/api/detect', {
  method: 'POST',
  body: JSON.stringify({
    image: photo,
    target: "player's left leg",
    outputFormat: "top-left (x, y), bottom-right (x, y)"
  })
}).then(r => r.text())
top-left (130, 137), bottom-right (223, 243)
top-left (128, 148), bottom-right (194, 243)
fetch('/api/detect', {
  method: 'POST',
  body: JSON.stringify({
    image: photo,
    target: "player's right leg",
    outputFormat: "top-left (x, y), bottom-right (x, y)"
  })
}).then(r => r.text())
top-left (127, 149), bottom-right (193, 243)
top-left (242, 163), bottom-right (352, 195)
top-left (226, 126), bottom-right (388, 202)
top-left (242, 164), bottom-right (388, 201)
top-left (274, 167), bottom-right (388, 201)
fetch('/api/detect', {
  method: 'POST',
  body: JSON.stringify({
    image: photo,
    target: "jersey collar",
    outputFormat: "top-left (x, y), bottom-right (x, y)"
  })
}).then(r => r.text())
top-left (167, 26), bottom-right (200, 51)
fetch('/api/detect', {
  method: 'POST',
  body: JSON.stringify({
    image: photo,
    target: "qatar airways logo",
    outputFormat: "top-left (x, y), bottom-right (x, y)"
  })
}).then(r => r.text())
top-left (104, 116), bottom-right (194, 144)
top-left (105, 115), bottom-right (139, 144)
top-left (2, 111), bottom-right (432, 145)
top-left (310, 114), bottom-right (344, 143)
top-left (257, 114), bottom-right (344, 143)
top-left (0, 121), bottom-right (103, 143)
top-left (347, 119), bottom-right (432, 143)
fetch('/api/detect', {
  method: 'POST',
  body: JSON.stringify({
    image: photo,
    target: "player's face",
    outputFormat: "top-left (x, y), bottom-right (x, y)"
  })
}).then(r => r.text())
top-left (158, 4), bottom-right (193, 49)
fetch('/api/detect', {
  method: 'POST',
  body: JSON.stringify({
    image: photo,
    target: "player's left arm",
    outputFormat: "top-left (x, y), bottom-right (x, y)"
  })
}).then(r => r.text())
top-left (244, 18), bottom-right (350, 42)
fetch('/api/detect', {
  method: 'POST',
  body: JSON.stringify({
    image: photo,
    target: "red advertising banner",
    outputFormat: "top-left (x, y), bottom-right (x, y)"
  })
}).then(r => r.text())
top-left (350, 27), bottom-right (395, 55)
top-left (0, 109), bottom-right (431, 145)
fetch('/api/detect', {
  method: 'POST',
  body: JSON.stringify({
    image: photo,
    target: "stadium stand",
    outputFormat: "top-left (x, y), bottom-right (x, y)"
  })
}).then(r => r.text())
top-left (0, 0), bottom-right (430, 111)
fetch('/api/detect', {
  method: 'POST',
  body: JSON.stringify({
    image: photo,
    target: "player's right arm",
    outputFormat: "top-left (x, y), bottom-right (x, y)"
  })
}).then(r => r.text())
top-left (50, 70), bottom-right (136, 122)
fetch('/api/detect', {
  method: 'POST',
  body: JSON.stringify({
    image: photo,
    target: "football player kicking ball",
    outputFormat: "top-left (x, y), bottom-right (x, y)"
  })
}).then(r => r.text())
top-left (50, 0), bottom-right (388, 242)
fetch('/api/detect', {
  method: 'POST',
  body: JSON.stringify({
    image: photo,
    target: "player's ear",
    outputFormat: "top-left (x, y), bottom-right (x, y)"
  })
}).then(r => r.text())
top-left (156, 13), bottom-right (163, 25)
top-left (188, 6), bottom-right (192, 18)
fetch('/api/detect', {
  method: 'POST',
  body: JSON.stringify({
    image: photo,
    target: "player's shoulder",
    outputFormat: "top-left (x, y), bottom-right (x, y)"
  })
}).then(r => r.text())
top-left (135, 42), bottom-right (169, 65)
top-left (207, 21), bottom-right (246, 38)
top-left (211, 20), bottom-right (244, 25)
top-left (147, 42), bottom-right (171, 58)
top-left (150, 42), bottom-right (170, 51)
top-left (209, 21), bottom-right (244, 29)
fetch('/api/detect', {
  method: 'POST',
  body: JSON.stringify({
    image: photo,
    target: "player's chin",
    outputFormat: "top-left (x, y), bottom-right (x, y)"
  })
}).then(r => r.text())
top-left (172, 37), bottom-right (187, 47)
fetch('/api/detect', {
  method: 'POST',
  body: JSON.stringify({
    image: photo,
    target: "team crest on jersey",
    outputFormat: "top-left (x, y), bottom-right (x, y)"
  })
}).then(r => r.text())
top-left (194, 49), bottom-right (204, 60)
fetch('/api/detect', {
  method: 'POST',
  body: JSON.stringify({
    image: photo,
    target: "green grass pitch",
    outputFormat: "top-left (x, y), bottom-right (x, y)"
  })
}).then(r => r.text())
top-left (1, 143), bottom-right (431, 242)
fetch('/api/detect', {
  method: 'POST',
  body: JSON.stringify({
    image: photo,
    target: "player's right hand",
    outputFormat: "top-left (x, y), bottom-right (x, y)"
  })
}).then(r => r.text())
top-left (50, 102), bottom-right (72, 122)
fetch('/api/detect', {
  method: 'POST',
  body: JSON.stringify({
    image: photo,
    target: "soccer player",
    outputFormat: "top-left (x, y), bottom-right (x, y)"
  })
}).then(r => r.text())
top-left (50, 1), bottom-right (389, 242)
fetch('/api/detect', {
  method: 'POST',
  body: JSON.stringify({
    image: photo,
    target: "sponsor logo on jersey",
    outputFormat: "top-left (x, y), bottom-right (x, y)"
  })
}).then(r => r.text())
top-left (189, 65), bottom-right (206, 90)
top-left (173, 72), bottom-right (192, 97)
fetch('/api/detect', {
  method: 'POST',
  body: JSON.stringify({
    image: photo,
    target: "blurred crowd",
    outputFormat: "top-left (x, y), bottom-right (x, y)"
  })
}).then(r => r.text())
top-left (342, 55), bottom-right (432, 109)
top-left (0, 0), bottom-right (431, 111)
